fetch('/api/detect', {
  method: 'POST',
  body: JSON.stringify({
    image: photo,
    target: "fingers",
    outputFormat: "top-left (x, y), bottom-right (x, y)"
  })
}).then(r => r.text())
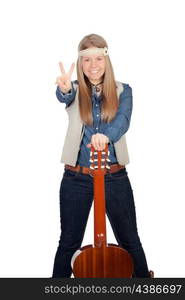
top-left (55, 76), bottom-right (65, 86)
top-left (68, 62), bottom-right (75, 78)
top-left (87, 134), bottom-right (109, 151)
top-left (59, 62), bottom-right (75, 78)
top-left (59, 61), bottom-right (66, 75)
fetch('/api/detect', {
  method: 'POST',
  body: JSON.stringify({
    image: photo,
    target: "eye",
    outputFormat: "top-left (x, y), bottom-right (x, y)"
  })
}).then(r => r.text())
top-left (97, 57), bottom-right (103, 60)
top-left (83, 58), bottom-right (89, 62)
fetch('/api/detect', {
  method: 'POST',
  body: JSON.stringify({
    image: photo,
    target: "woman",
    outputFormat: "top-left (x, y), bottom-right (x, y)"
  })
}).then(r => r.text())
top-left (52, 33), bottom-right (153, 278)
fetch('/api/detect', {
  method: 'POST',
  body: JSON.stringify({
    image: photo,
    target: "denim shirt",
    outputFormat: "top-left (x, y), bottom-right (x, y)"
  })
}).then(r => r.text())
top-left (56, 80), bottom-right (132, 167)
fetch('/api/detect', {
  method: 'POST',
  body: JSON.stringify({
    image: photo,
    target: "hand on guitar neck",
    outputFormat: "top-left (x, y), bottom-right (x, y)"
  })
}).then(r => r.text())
top-left (87, 133), bottom-right (109, 151)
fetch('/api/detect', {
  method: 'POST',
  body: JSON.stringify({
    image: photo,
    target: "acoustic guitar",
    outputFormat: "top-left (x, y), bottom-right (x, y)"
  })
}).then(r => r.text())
top-left (71, 144), bottom-right (134, 277)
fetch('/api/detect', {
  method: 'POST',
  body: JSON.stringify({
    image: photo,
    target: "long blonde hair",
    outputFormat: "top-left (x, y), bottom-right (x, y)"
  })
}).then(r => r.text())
top-left (77, 34), bottom-right (118, 126)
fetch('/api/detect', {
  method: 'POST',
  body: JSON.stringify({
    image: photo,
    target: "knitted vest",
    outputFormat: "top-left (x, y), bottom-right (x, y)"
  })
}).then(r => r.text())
top-left (60, 81), bottom-right (130, 167)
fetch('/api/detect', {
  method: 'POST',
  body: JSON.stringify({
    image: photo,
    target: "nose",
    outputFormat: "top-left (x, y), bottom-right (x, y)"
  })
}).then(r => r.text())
top-left (90, 59), bottom-right (97, 68)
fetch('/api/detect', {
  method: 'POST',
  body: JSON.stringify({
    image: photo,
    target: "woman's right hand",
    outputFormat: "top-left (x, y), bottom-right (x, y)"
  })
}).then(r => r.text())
top-left (55, 62), bottom-right (75, 93)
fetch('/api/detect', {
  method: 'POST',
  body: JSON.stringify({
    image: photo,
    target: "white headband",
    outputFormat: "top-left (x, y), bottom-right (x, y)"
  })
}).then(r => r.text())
top-left (78, 47), bottom-right (109, 57)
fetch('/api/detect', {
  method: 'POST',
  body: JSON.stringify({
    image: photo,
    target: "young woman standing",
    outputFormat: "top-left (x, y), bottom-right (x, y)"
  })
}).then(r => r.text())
top-left (52, 33), bottom-right (153, 278)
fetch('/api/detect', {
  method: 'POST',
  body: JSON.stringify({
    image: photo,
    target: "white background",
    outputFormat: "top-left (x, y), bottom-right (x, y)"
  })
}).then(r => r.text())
top-left (0, 0), bottom-right (184, 278)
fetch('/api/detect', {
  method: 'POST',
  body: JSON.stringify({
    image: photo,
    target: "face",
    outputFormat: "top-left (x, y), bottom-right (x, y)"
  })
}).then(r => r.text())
top-left (81, 47), bottom-right (106, 84)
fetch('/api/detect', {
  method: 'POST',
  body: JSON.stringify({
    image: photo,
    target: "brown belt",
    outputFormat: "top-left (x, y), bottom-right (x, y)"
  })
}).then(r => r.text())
top-left (64, 163), bottom-right (125, 175)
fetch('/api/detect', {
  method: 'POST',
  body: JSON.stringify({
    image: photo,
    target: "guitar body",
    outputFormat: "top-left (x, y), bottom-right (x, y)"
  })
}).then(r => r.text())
top-left (71, 145), bottom-right (134, 278)
top-left (72, 243), bottom-right (134, 278)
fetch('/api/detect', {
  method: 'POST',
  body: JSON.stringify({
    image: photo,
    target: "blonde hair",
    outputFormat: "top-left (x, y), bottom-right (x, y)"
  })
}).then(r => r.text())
top-left (76, 33), bottom-right (118, 126)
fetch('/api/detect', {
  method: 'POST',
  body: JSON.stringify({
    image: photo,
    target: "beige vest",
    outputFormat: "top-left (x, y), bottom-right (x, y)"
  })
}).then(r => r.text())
top-left (60, 81), bottom-right (130, 166)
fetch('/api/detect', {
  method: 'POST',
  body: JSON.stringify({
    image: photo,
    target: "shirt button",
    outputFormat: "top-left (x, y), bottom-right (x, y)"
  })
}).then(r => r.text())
top-left (96, 127), bottom-right (98, 130)
top-left (96, 104), bottom-right (98, 107)
top-left (96, 114), bottom-right (99, 117)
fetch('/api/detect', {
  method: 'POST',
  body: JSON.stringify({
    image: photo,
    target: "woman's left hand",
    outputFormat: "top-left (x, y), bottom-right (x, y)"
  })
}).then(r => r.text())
top-left (87, 133), bottom-right (109, 151)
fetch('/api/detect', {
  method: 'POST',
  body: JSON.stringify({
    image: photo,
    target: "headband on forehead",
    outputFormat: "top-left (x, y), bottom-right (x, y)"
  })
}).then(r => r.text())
top-left (78, 47), bottom-right (109, 57)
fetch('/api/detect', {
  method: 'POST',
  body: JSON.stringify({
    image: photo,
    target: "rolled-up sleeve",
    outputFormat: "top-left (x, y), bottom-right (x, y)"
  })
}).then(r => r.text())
top-left (103, 84), bottom-right (133, 143)
top-left (56, 81), bottom-right (76, 107)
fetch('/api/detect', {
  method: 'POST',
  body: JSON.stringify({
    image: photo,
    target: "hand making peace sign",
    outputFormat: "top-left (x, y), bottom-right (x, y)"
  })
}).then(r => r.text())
top-left (55, 62), bottom-right (75, 93)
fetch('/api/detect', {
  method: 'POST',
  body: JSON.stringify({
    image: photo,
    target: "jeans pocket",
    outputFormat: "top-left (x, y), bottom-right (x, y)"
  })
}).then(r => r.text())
top-left (63, 169), bottom-right (78, 179)
top-left (107, 168), bottom-right (128, 180)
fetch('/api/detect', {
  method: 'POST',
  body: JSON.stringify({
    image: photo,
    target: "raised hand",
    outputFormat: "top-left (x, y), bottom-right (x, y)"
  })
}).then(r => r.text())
top-left (55, 62), bottom-right (75, 93)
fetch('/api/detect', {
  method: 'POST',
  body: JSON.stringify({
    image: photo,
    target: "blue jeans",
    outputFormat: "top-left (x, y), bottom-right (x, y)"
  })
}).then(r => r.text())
top-left (52, 167), bottom-right (149, 277)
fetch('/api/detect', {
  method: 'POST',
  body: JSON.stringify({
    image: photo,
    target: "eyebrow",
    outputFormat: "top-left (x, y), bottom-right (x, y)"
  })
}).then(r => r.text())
top-left (83, 56), bottom-right (104, 58)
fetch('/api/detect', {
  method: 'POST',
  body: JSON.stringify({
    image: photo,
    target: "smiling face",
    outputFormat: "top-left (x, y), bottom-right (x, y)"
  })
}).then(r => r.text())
top-left (81, 47), bottom-right (106, 85)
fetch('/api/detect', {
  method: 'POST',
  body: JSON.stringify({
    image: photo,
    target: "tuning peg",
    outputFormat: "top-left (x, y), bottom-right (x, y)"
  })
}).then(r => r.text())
top-left (94, 165), bottom-right (98, 169)
top-left (106, 158), bottom-right (111, 162)
top-left (101, 166), bottom-right (105, 169)
top-left (101, 158), bottom-right (105, 162)
top-left (90, 166), bottom-right (94, 170)
top-left (106, 165), bottom-right (110, 169)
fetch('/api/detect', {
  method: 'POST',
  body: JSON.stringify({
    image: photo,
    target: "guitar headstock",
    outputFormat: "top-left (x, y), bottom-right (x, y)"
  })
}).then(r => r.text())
top-left (89, 144), bottom-right (111, 174)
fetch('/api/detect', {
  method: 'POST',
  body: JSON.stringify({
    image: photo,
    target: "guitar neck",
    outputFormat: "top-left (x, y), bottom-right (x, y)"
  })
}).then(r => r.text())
top-left (93, 164), bottom-right (107, 248)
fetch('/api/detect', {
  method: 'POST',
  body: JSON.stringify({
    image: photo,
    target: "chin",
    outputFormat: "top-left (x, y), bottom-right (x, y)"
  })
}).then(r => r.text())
top-left (89, 75), bottom-right (102, 81)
